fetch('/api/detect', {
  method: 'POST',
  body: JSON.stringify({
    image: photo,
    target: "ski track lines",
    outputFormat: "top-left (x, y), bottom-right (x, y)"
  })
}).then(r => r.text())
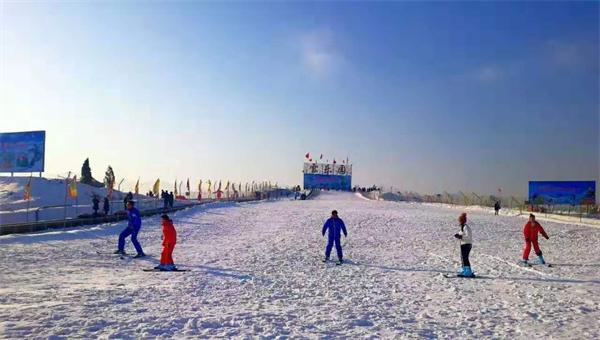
top-left (0, 192), bottom-right (599, 338)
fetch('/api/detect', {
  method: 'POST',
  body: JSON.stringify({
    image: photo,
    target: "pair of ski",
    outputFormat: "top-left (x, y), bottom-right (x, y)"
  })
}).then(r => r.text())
top-left (322, 259), bottom-right (343, 266)
top-left (142, 268), bottom-right (190, 272)
top-left (519, 261), bottom-right (553, 268)
top-left (97, 251), bottom-right (189, 272)
top-left (442, 273), bottom-right (478, 279)
top-left (96, 251), bottom-right (147, 260)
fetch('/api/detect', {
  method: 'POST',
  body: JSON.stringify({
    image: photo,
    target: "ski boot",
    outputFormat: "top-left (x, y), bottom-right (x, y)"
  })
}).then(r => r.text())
top-left (154, 264), bottom-right (164, 270)
top-left (519, 259), bottom-right (529, 266)
top-left (462, 266), bottom-right (475, 277)
top-left (133, 253), bottom-right (146, 258)
top-left (160, 264), bottom-right (176, 271)
top-left (114, 249), bottom-right (126, 255)
top-left (336, 259), bottom-right (343, 266)
top-left (322, 257), bottom-right (330, 263)
top-left (537, 254), bottom-right (546, 265)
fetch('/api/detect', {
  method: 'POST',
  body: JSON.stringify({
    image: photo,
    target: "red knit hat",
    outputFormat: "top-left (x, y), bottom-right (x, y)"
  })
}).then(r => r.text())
top-left (458, 213), bottom-right (467, 225)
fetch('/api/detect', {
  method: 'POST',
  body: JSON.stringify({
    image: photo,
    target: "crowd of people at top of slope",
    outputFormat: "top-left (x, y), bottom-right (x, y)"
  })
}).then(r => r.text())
top-left (113, 200), bottom-right (548, 273)
top-left (352, 186), bottom-right (382, 193)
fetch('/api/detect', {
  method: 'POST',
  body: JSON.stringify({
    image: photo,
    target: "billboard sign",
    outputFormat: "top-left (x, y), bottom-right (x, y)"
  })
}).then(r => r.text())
top-left (303, 162), bottom-right (352, 190)
top-left (0, 131), bottom-right (46, 173)
top-left (303, 162), bottom-right (352, 176)
top-left (528, 181), bottom-right (596, 205)
top-left (304, 174), bottom-right (352, 191)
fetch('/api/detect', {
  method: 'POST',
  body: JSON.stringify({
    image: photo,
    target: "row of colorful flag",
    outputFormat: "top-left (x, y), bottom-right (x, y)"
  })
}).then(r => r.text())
top-left (304, 153), bottom-right (350, 165)
top-left (23, 175), bottom-right (277, 201)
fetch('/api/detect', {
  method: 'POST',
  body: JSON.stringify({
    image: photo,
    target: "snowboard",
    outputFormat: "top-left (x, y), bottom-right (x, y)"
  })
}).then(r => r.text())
top-left (142, 268), bottom-right (190, 272)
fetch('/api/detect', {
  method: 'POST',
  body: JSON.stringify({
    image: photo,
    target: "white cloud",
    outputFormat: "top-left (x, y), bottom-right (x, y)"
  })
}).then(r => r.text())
top-left (473, 65), bottom-right (504, 83)
top-left (298, 29), bottom-right (339, 78)
top-left (546, 40), bottom-right (596, 71)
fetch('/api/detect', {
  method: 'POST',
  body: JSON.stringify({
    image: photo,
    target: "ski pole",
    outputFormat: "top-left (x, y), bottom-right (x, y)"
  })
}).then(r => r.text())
top-left (458, 237), bottom-right (463, 270)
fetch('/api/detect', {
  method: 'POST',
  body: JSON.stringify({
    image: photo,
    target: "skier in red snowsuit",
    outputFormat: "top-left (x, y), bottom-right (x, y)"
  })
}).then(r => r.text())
top-left (522, 214), bottom-right (549, 264)
top-left (156, 214), bottom-right (177, 271)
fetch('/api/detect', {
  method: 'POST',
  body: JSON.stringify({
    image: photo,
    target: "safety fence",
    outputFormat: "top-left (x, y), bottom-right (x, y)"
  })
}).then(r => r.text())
top-left (368, 190), bottom-right (599, 221)
top-left (0, 196), bottom-right (263, 236)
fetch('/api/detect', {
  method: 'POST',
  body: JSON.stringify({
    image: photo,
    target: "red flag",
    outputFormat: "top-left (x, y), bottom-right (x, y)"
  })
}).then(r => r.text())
top-left (305, 153), bottom-right (310, 159)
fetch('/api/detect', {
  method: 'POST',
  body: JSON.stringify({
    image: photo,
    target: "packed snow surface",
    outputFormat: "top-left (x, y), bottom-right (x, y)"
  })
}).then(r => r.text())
top-left (1, 192), bottom-right (599, 338)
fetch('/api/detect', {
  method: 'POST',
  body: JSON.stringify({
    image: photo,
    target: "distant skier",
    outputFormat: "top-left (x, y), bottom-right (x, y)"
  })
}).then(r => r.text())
top-left (521, 214), bottom-right (549, 265)
top-left (114, 200), bottom-right (145, 257)
top-left (154, 214), bottom-right (177, 271)
top-left (161, 190), bottom-right (168, 209)
top-left (169, 191), bottom-right (175, 208)
top-left (92, 195), bottom-right (100, 216)
top-left (494, 201), bottom-right (501, 215)
top-left (322, 210), bottom-right (348, 265)
top-left (103, 196), bottom-right (110, 215)
top-left (454, 213), bottom-right (475, 277)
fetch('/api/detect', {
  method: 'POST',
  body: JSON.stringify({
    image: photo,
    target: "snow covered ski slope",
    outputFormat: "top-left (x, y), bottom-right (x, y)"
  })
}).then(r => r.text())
top-left (1, 192), bottom-right (599, 338)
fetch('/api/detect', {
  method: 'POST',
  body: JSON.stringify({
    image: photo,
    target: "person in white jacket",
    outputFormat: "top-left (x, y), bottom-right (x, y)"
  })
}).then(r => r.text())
top-left (454, 212), bottom-right (475, 277)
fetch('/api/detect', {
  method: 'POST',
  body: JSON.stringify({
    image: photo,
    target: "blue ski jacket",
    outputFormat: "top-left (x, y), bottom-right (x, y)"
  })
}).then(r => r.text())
top-left (322, 217), bottom-right (347, 240)
top-left (127, 207), bottom-right (142, 230)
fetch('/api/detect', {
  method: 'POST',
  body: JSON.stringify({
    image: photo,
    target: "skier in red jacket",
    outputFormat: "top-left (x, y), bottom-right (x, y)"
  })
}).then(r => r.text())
top-left (155, 214), bottom-right (177, 271)
top-left (521, 214), bottom-right (549, 265)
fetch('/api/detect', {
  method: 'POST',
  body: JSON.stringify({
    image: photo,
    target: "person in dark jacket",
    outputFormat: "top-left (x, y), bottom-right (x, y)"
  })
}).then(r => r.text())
top-left (92, 196), bottom-right (100, 216)
top-left (103, 196), bottom-right (110, 215)
top-left (494, 201), bottom-right (501, 215)
top-left (115, 200), bottom-right (145, 257)
top-left (169, 191), bottom-right (175, 208)
top-left (322, 210), bottom-right (348, 265)
top-left (161, 190), bottom-right (168, 209)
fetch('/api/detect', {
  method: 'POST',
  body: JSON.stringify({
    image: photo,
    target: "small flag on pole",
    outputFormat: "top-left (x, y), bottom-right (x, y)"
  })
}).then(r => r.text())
top-left (68, 175), bottom-right (78, 198)
top-left (134, 178), bottom-right (139, 195)
top-left (174, 180), bottom-right (178, 195)
top-left (153, 179), bottom-right (160, 196)
top-left (23, 176), bottom-right (32, 200)
top-left (186, 178), bottom-right (190, 192)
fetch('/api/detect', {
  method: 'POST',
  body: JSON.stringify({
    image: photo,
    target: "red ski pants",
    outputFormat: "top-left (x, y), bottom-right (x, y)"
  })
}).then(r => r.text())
top-left (522, 239), bottom-right (541, 260)
top-left (160, 243), bottom-right (175, 265)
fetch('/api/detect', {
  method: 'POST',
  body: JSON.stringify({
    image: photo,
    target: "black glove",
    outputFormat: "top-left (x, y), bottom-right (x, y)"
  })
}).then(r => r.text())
top-left (322, 232), bottom-right (325, 237)
top-left (344, 233), bottom-right (348, 238)
top-left (454, 233), bottom-right (462, 240)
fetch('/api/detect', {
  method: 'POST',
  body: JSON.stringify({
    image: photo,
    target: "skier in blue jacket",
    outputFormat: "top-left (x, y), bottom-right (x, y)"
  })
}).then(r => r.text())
top-left (322, 210), bottom-right (348, 265)
top-left (114, 200), bottom-right (145, 257)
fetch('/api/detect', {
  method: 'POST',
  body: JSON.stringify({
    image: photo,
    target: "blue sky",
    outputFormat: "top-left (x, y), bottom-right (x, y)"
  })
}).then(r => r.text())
top-left (1, 1), bottom-right (598, 196)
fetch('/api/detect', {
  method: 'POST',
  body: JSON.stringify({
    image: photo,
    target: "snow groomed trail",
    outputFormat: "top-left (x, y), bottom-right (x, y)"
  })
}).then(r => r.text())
top-left (1, 192), bottom-right (599, 338)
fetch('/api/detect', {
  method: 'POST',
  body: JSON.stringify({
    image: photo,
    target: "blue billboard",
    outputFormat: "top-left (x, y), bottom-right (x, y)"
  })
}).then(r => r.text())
top-left (304, 174), bottom-right (352, 191)
top-left (528, 181), bottom-right (596, 205)
top-left (0, 131), bottom-right (46, 173)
